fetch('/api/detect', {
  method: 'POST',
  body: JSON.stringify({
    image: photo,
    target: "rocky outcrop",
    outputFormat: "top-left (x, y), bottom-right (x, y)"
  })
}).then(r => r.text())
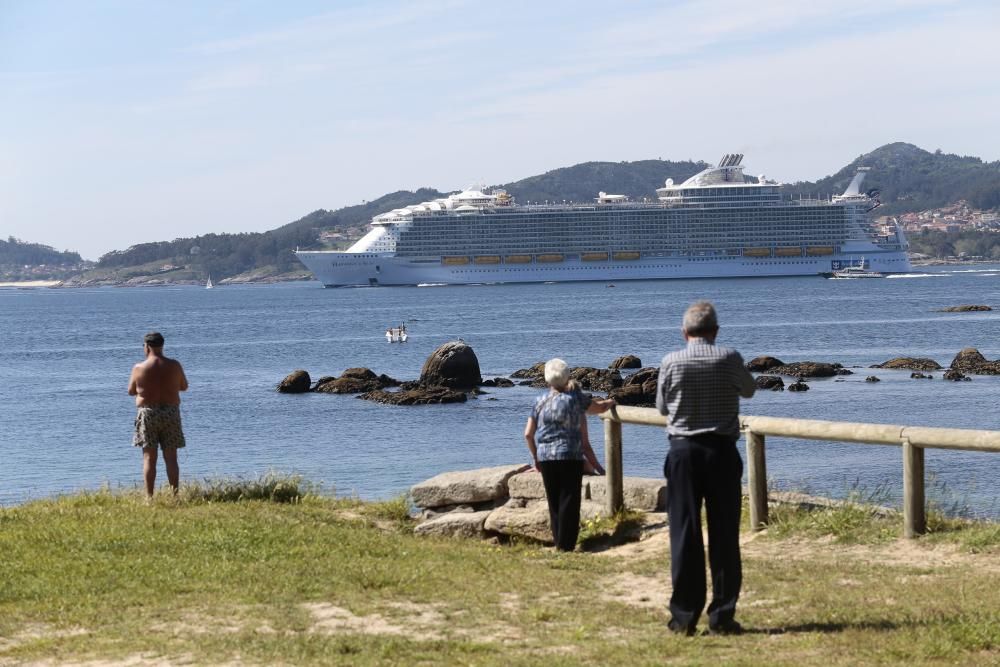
top-left (939, 305), bottom-right (992, 312)
top-left (609, 355), bottom-right (642, 370)
top-left (949, 348), bottom-right (1000, 375)
top-left (746, 356), bottom-right (784, 372)
top-left (510, 362), bottom-right (545, 380)
top-left (609, 367), bottom-right (659, 406)
top-left (419, 341), bottom-right (483, 389)
top-left (871, 357), bottom-right (943, 371)
top-left (755, 375), bottom-right (784, 391)
top-left (569, 367), bottom-right (623, 392)
top-left (313, 368), bottom-right (400, 394)
top-left (358, 387), bottom-right (468, 405)
top-left (787, 378), bottom-right (810, 392)
top-left (410, 465), bottom-right (529, 508)
top-left (277, 370), bottom-right (311, 393)
top-left (943, 369), bottom-right (971, 382)
top-left (769, 361), bottom-right (850, 378)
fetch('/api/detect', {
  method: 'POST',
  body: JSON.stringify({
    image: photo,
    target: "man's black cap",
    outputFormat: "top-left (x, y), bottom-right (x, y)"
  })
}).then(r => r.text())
top-left (144, 332), bottom-right (165, 347)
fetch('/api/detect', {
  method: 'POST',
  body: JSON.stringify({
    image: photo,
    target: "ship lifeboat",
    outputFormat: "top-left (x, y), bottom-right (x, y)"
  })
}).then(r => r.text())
top-left (743, 248), bottom-right (771, 257)
top-left (505, 255), bottom-right (532, 264)
top-left (582, 252), bottom-right (609, 261)
top-left (774, 247), bottom-right (802, 257)
top-left (474, 256), bottom-right (501, 264)
top-left (536, 254), bottom-right (565, 263)
top-left (612, 251), bottom-right (641, 261)
top-left (442, 256), bottom-right (471, 265)
top-left (806, 246), bottom-right (834, 256)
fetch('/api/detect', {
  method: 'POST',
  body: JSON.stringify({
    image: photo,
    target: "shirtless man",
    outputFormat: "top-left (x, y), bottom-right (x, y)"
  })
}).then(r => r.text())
top-left (128, 332), bottom-right (189, 497)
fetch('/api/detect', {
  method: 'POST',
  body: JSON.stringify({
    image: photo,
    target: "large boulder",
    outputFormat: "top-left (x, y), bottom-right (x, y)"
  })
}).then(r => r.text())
top-left (949, 348), bottom-right (1000, 375)
top-left (609, 355), bottom-right (642, 370)
top-left (871, 357), bottom-right (943, 371)
top-left (277, 370), bottom-right (311, 394)
top-left (410, 464), bottom-right (529, 508)
top-left (358, 387), bottom-right (468, 405)
top-left (746, 356), bottom-right (784, 372)
top-left (414, 510), bottom-right (492, 539)
top-left (420, 341), bottom-right (483, 389)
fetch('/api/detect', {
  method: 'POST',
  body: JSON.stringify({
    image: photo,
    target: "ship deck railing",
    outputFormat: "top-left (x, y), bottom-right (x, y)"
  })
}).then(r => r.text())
top-left (598, 405), bottom-right (1000, 538)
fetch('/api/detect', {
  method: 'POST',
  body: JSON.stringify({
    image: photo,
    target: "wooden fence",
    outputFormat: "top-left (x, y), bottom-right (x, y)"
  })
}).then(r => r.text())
top-left (599, 405), bottom-right (1000, 537)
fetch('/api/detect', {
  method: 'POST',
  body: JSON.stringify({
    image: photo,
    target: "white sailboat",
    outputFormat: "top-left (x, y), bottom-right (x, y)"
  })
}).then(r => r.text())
top-left (206, 275), bottom-right (214, 289)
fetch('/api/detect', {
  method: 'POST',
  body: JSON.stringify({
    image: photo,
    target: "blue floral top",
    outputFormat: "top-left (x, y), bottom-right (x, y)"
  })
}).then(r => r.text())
top-left (531, 388), bottom-right (592, 461)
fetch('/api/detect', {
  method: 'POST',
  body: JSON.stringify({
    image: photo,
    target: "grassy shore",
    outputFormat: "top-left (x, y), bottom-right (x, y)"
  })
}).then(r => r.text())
top-left (1, 478), bottom-right (999, 666)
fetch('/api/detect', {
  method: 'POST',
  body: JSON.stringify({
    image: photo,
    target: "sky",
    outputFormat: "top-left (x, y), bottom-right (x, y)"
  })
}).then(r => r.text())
top-left (2, 0), bottom-right (999, 260)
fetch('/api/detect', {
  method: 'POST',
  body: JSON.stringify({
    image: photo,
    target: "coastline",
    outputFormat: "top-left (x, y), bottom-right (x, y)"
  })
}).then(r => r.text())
top-left (0, 279), bottom-right (63, 288)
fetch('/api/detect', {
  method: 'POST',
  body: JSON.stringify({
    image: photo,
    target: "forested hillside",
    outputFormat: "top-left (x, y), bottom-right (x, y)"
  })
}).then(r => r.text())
top-left (0, 238), bottom-right (88, 280)
top-left (785, 143), bottom-right (1000, 213)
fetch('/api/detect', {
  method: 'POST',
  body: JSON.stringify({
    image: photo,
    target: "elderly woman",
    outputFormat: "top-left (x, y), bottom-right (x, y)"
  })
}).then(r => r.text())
top-left (524, 358), bottom-right (616, 551)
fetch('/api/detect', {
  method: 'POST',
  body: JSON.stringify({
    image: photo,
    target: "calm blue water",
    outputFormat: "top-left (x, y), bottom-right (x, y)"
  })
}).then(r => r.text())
top-left (2, 267), bottom-right (999, 516)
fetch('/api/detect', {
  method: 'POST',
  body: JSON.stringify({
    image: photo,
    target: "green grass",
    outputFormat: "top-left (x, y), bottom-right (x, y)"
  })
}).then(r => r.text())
top-left (1, 480), bottom-right (998, 665)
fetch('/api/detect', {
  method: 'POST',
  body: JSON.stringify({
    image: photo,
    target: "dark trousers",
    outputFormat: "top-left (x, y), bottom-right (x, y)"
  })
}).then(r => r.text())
top-left (538, 459), bottom-right (584, 551)
top-left (664, 434), bottom-right (743, 628)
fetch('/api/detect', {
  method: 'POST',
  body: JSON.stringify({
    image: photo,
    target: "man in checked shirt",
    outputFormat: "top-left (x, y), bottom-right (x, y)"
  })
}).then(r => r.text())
top-left (656, 301), bottom-right (756, 636)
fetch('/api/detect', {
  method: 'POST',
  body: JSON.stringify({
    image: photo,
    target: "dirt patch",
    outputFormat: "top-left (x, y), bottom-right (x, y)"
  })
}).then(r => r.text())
top-left (599, 572), bottom-right (669, 610)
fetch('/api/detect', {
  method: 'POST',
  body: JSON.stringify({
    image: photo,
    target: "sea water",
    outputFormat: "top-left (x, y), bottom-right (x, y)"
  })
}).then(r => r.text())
top-left (1, 266), bottom-right (999, 516)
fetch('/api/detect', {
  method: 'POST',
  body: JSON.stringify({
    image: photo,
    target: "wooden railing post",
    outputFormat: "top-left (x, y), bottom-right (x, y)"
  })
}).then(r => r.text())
top-left (745, 430), bottom-right (768, 531)
top-left (604, 411), bottom-right (624, 515)
top-left (903, 440), bottom-right (926, 538)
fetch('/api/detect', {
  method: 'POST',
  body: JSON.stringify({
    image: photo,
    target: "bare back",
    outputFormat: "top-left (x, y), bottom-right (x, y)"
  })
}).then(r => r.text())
top-left (129, 354), bottom-right (188, 406)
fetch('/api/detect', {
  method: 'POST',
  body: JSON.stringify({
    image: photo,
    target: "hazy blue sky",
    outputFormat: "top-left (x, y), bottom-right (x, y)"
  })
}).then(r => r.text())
top-left (3, 0), bottom-right (998, 259)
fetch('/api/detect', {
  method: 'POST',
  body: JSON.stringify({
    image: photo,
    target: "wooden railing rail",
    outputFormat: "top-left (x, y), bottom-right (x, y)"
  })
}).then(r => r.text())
top-left (598, 405), bottom-right (1000, 538)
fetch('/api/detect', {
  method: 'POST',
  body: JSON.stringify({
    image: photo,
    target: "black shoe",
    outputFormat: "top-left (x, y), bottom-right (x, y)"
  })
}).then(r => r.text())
top-left (706, 620), bottom-right (743, 636)
top-left (667, 619), bottom-right (696, 637)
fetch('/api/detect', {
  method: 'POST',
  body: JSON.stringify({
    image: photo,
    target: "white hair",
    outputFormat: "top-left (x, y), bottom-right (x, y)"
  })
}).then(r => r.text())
top-left (544, 358), bottom-right (571, 389)
top-left (682, 301), bottom-right (719, 336)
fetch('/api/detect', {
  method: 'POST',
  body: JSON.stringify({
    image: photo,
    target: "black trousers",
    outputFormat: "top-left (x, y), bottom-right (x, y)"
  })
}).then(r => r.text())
top-left (538, 459), bottom-right (584, 551)
top-left (664, 434), bottom-right (743, 628)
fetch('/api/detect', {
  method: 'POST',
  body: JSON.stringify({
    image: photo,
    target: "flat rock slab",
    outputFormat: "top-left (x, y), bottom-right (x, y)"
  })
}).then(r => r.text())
top-left (414, 510), bottom-right (492, 538)
top-left (411, 464), bottom-right (530, 508)
top-left (507, 471), bottom-right (666, 511)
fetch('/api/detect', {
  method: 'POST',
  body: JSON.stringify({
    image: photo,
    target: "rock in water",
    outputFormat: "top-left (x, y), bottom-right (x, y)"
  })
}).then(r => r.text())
top-left (942, 369), bottom-right (971, 382)
top-left (949, 348), bottom-right (1000, 375)
top-left (871, 357), bottom-right (943, 371)
top-left (746, 356), bottom-right (784, 371)
top-left (865, 376), bottom-right (881, 382)
top-left (769, 361), bottom-right (844, 378)
top-left (358, 387), bottom-right (468, 405)
top-left (940, 305), bottom-right (992, 312)
top-left (787, 379), bottom-right (810, 392)
top-left (755, 375), bottom-right (785, 391)
top-left (420, 341), bottom-right (483, 389)
top-left (277, 369), bottom-right (311, 393)
top-left (609, 355), bottom-right (642, 370)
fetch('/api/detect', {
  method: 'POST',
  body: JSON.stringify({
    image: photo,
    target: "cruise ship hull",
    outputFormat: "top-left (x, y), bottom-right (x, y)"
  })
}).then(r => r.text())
top-left (295, 250), bottom-right (912, 287)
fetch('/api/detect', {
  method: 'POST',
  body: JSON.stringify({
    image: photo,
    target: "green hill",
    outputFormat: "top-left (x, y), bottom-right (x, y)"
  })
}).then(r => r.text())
top-left (785, 142), bottom-right (1000, 213)
top-left (0, 237), bottom-right (88, 281)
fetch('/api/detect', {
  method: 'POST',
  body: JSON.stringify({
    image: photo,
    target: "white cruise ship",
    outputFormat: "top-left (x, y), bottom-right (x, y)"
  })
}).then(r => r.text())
top-left (295, 155), bottom-right (910, 287)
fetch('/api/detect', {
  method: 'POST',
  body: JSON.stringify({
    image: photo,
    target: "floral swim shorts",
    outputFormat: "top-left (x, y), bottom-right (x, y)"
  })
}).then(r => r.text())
top-left (133, 405), bottom-right (186, 449)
